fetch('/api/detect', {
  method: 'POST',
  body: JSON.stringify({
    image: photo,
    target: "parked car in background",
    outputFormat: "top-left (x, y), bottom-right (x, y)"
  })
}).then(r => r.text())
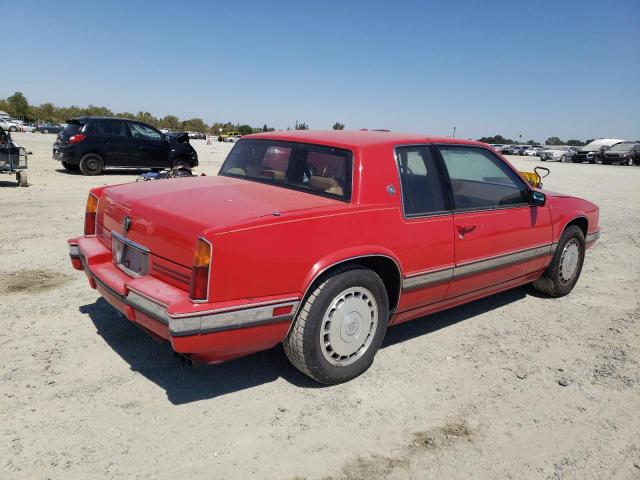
top-left (489, 144), bottom-right (504, 151)
top-left (68, 130), bottom-right (600, 384)
top-left (53, 116), bottom-right (198, 175)
top-left (499, 145), bottom-right (517, 154)
top-left (524, 146), bottom-right (543, 156)
top-left (227, 134), bottom-right (242, 143)
top-left (19, 123), bottom-right (36, 133)
top-left (0, 119), bottom-right (19, 132)
top-left (601, 141), bottom-right (640, 166)
top-left (219, 131), bottom-right (240, 142)
top-left (573, 138), bottom-right (626, 164)
top-left (36, 123), bottom-right (64, 134)
top-left (540, 146), bottom-right (578, 162)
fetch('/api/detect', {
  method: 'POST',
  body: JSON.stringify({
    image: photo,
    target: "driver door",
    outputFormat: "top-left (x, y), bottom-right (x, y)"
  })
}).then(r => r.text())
top-left (127, 122), bottom-right (169, 168)
top-left (436, 145), bottom-right (553, 299)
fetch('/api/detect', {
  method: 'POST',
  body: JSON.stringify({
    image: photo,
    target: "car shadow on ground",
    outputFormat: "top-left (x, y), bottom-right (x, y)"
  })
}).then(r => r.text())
top-left (0, 180), bottom-right (20, 187)
top-left (81, 286), bottom-right (531, 405)
top-left (55, 168), bottom-right (153, 176)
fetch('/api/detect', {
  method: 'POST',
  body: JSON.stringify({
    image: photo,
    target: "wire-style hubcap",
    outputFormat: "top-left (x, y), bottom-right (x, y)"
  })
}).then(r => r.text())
top-left (320, 287), bottom-right (378, 366)
top-left (559, 239), bottom-right (581, 285)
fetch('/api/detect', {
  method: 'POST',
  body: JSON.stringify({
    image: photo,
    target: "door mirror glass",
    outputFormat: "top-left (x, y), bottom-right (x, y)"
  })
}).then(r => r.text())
top-left (529, 190), bottom-right (545, 206)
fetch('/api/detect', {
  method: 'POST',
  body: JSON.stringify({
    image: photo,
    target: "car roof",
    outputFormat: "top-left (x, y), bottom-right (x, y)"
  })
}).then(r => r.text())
top-left (69, 116), bottom-right (139, 123)
top-left (242, 129), bottom-right (487, 149)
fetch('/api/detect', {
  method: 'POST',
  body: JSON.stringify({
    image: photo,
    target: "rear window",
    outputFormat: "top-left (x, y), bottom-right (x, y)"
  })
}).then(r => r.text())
top-left (61, 122), bottom-right (83, 139)
top-left (220, 139), bottom-right (352, 201)
top-left (86, 120), bottom-right (128, 137)
top-left (608, 142), bottom-right (635, 152)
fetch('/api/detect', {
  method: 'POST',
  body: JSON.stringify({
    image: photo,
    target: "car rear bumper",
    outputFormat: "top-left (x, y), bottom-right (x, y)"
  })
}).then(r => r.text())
top-left (53, 145), bottom-right (78, 164)
top-left (68, 236), bottom-right (298, 363)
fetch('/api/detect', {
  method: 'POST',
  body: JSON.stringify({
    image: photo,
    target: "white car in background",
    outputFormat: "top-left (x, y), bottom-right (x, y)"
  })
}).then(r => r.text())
top-left (0, 119), bottom-right (19, 132)
top-left (540, 146), bottom-right (579, 162)
top-left (524, 146), bottom-right (543, 156)
top-left (19, 123), bottom-right (36, 133)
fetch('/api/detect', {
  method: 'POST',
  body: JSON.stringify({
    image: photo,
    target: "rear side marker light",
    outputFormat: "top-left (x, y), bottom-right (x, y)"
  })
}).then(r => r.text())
top-left (273, 305), bottom-right (294, 317)
top-left (84, 193), bottom-right (99, 235)
top-left (189, 238), bottom-right (212, 301)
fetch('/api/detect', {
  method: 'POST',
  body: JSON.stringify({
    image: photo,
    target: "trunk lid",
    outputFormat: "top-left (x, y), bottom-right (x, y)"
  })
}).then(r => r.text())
top-left (98, 175), bottom-right (343, 267)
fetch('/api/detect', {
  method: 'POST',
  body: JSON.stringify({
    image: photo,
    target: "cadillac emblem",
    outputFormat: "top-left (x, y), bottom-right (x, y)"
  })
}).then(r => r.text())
top-left (122, 215), bottom-right (132, 233)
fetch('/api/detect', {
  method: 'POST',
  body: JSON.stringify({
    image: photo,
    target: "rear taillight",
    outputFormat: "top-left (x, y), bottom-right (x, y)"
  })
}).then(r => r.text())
top-left (84, 193), bottom-right (98, 235)
top-left (69, 133), bottom-right (86, 144)
top-left (189, 238), bottom-right (212, 301)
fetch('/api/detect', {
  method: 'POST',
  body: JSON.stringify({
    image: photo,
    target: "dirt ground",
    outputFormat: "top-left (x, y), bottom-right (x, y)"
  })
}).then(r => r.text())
top-left (1, 132), bottom-right (639, 479)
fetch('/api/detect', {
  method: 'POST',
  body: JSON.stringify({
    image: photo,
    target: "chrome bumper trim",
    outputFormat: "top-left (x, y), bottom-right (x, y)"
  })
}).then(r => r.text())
top-left (169, 300), bottom-right (300, 336)
top-left (69, 244), bottom-right (80, 257)
top-left (126, 289), bottom-right (170, 325)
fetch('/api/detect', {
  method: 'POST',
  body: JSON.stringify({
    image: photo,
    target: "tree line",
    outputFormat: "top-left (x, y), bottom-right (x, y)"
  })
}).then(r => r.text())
top-left (476, 134), bottom-right (593, 147)
top-left (1, 91), bottom-right (347, 135)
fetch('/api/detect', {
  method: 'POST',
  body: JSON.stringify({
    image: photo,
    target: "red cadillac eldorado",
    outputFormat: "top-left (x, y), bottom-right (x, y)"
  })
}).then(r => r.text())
top-left (68, 130), bottom-right (600, 384)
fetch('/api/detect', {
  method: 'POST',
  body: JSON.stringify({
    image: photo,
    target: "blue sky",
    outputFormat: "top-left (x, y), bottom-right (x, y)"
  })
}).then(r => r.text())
top-left (1, 0), bottom-right (638, 141)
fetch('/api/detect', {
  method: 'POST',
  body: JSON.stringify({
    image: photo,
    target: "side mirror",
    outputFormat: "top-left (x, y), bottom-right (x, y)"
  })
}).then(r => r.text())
top-left (529, 190), bottom-right (546, 206)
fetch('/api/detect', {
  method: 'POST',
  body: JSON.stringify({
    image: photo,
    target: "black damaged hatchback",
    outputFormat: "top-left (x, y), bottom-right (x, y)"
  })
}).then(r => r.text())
top-left (53, 116), bottom-right (198, 175)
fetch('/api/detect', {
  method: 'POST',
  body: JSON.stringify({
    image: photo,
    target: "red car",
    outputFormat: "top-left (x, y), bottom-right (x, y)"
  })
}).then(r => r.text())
top-left (68, 131), bottom-right (600, 384)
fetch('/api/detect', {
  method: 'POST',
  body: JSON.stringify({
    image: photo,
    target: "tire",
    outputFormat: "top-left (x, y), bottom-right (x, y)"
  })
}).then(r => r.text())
top-left (79, 153), bottom-right (104, 176)
top-left (61, 161), bottom-right (79, 171)
top-left (9, 126), bottom-right (17, 132)
top-left (43, 129), bottom-right (49, 134)
top-left (171, 157), bottom-right (189, 169)
top-left (16, 171), bottom-right (28, 187)
top-left (532, 225), bottom-right (585, 297)
top-left (625, 157), bottom-right (634, 166)
top-left (561, 155), bottom-right (567, 163)
top-left (284, 267), bottom-right (389, 384)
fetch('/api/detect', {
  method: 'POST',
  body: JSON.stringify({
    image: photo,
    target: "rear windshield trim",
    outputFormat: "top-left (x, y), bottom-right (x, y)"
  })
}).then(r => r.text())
top-left (219, 139), bottom-right (354, 203)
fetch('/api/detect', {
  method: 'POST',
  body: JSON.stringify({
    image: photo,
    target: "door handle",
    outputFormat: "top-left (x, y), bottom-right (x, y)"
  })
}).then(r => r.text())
top-left (457, 224), bottom-right (476, 238)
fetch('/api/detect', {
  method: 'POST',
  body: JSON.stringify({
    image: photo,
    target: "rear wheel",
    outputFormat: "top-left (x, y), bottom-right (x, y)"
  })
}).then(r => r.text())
top-left (532, 225), bottom-right (585, 297)
top-left (561, 155), bottom-right (567, 163)
top-left (79, 153), bottom-right (104, 176)
top-left (284, 267), bottom-right (389, 384)
top-left (61, 161), bottom-right (79, 171)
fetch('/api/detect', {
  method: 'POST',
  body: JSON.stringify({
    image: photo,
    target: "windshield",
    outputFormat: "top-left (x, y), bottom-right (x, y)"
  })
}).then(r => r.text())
top-left (220, 139), bottom-right (353, 201)
top-left (608, 142), bottom-right (635, 152)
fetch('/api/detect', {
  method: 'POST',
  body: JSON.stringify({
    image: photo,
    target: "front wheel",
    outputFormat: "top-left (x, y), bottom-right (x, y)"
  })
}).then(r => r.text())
top-left (561, 155), bottom-right (568, 163)
top-left (171, 157), bottom-right (190, 169)
top-left (532, 225), bottom-right (585, 297)
top-left (284, 267), bottom-right (389, 384)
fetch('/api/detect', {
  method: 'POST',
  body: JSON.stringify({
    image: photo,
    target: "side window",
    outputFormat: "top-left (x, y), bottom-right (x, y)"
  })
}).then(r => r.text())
top-left (438, 146), bottom-right (527, 210)
top-left (129, 122), bottom-right (162, 141)
top-left (95, 120), bottom-right (128, 137)
top-left (396, 146), bottom-right (448, 216)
